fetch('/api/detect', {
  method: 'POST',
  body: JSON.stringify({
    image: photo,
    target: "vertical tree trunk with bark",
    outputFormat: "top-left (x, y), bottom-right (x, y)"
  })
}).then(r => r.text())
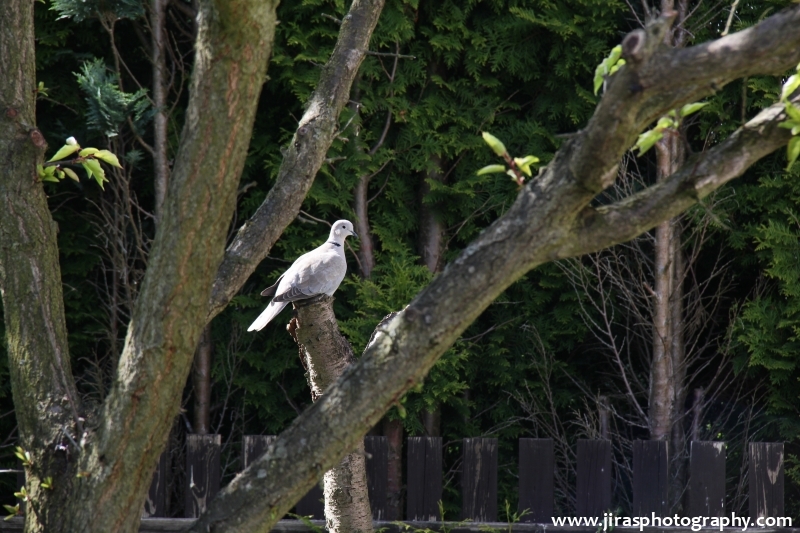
top-left (290, 296), bottom-right (373, 533)
top-left (151, 0), bottom-right (170, 221)
top-left (649, 0), bottom-right (689, 510)
top-left (0, 3), bottom-right (84, 529)
top-left (1, 0), bottom-right (278, 531)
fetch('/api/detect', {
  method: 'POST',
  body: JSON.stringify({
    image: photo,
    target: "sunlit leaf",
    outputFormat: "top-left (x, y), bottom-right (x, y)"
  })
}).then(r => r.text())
top-left (48, 144), bottom-right (79, 162)
top-left (787, 136), bottom-right (800, 170)
top-left (476, 164), bottom-right (506, 176)
top-left (635, 129), bottom-right (664, 155)
top-left (481, 131), bottom-right (507, 157)
top-left (94, 150), bottom-right (122, 168)
top-left (679, 102), bottom-right (708, 117)
top-left (79, 147), bottom-right (99, 157)
top-left (62, 167), bottom-right (80, 182)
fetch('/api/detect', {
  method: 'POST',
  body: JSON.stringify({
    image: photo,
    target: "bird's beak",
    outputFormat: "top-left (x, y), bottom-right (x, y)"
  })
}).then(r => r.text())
top-left (350, 230), bottom-right (359, 240)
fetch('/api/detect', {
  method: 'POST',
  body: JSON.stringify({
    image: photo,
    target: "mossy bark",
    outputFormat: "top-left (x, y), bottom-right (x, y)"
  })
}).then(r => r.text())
top-left (290, 296), bottom-right (373, 533)
top-left (1, 0), bottom-right (277, 531)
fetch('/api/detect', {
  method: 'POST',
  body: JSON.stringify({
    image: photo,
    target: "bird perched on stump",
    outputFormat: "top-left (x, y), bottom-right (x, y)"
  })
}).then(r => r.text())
top-left (247, 220), bottom-right (358, 331)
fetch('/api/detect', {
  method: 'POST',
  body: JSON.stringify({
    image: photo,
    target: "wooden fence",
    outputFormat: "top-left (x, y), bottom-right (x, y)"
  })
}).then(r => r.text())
top-left (141, 437), bottom-right (785, 523)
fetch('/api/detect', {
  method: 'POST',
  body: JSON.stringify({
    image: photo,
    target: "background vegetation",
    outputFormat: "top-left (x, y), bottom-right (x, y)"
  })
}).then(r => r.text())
top-left (1, 0), bottom-right (799, 520)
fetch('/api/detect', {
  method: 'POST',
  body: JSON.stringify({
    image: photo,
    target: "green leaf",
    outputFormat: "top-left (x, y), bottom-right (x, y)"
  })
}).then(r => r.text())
top-left (514, 155), bottom-right (540, 177)
top-left (79, 147), bottom-right (99, 157)
top-left (787, 136), bottom-right (800, 171)
top-left (607, 45), bottom-right (622, 66)
top-left (56, 170), bottom-right (65, 181)
top-left (635, 129), bottom-right (664, 156)
top-left (679, 102), bottom-right (708, 117)
top-left (83, 159), bottom-right (107, 189)
top-left (62, 167), bottom-right (80, 182)
top-left (94, 150), bottom-right (122, 168)
top-left (36, 165), bottom-right (45, 178)
top-left (481, 132), bottom-right (507, 157)
top-left (593, 65), bottom-right (604, 95)
top-left (48, 144), bottom-right (79, 162)
top-left (780, 74), bottom-right (800, 102)
top-left (656, 116), bottom-right (675, 130)
top-left (784, 103), bottom-right (800, 122)
top-left (476, 164), bottom-right (507, 176)
top-left (608, 58), bottom-right (625, 75)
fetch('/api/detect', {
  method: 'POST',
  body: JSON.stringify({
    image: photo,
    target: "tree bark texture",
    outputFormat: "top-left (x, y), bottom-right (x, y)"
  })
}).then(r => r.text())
top-left (1, 0), bottom-right (277, 531)
top-left (290, 296), bottom-right (373, 533)
top-left (151, 0), bottom-right (170, 222)
top-left (188, 11), bottom-right (800, 532)
top-left (193, 325), bottom-right (213, 435)
top-left (650, 2), bottom-right (689, 509)
top-left (0, 2), bottom-right (83, 529)
top-left (207, 0), bottom-right (386, 320)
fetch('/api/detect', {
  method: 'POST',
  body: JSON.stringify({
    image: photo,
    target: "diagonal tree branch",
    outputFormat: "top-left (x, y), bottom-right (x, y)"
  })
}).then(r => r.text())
top-left (572, 5), bottom-right (800, 193)
top-left (206, 0), bottom-right (386, 321)
top-left (188, 9), bottom-right (800, 532)
top-left (562, 99), bottom-right (796, 257)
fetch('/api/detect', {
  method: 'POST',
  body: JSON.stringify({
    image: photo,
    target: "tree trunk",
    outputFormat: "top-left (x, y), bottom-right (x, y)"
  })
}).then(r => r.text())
top-left (0, 3), bottom-right (84, 529)
top-left (151, 0), bottom-right (170, 222)
top-left (418, 154), bottom-right (444, 438)
top-left (289, 296), bottom-right (373, 533)
top-left (1, 0), bottom-right (278, 531)
top-left (193, 325), bottom-right (213, 435)
top-left (649, 0), bottom-right (689, 510)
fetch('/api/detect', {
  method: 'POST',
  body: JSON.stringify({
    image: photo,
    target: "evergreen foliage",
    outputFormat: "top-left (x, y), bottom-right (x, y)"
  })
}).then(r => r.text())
top-left (2, 0), bottom-right (799, 518)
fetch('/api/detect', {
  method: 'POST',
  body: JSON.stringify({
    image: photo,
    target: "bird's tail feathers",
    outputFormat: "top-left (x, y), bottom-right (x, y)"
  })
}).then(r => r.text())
top-left (247, 301), bottom-right (288, 332)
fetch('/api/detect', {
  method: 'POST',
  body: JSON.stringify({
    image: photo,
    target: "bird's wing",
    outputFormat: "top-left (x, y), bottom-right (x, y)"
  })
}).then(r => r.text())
top-left (273, 245), bottom-right (347, 302)
top-left (259, 274), bottom-right (285, 298)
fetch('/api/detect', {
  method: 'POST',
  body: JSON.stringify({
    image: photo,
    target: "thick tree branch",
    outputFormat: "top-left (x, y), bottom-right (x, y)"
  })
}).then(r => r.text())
top-left (206, 0), bottom-right (386, 321)
top-left (55, 1), bottom-right (279, 532)
top-left (573, 5), bottom-right (800, 192)
top-left (562, 98), bottom-right (795, 257)
top-left (187, 11), bottom-right (800, 532)
top-left (1, 1), bottom-right (83, 527)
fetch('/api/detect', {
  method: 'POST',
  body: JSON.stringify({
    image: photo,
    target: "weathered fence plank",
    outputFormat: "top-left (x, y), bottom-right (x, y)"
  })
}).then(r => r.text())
top-left (576, 439), bottom-right (611, 518)
top-left (143, 451), bottom-right (168, 518)
top-left (688, 441), bottom-right (725, 517)
top-left (632, 440), bottom-right (668, 516)
top-left (366, 436), bottom-right (389, 520)
top-left (295, 484), bottom-right (325, 519)
top-left (518, 438), bottom-right (553, 523)
top-left (461, 438), bottom-right (498, 522)
top-left (242, 435), bottom-right (275, 468)
top-left (407, 436), bottom-right (442, 521)
top-left (749, 442), bottom-right (784, 518)
top-left (184, 434), bottom-right (221, 518)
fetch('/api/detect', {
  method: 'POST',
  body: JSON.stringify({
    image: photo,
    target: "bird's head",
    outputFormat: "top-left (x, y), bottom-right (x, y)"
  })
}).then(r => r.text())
top-left (330, 219), bottom-right (358, 243)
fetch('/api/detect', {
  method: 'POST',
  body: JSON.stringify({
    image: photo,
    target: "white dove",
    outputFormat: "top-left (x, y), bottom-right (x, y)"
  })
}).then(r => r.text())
top-left (247, 220), bottom-right (358, 331)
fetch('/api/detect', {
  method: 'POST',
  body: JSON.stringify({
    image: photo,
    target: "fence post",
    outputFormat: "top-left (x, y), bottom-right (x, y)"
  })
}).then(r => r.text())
top-left (632, 440), bottom-right (668, 516)
top-left (749, 442), bottom-right (784, 518)
top-left (295, 483), bottom-right (325, 519)
top-left (143, 451), bottom-right (168, 518)
top-left (688, 441), bottom-right (725, 517)
top-left (576, 439), bottom-right (611, 518)
top-left (518, 438), bottom-right (553, 523)
top-left (365, 436), bottom-right (389, 520)
top-left (242, 435), bottom-right (275, 468)
top-left (461, 438), bottom-right (498, 522)
top-left (184, 434), bottom-right (221, 518)
top-left (407, 436), bottom-right (442, 521)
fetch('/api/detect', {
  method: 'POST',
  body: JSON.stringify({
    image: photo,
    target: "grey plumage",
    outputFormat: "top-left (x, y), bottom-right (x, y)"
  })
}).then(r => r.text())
top-left (247, 220), bottom-right (358, 332)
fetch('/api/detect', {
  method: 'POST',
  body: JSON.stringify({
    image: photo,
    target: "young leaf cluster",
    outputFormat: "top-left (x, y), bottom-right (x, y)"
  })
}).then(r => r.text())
top-left (38, 136), bottom-right (122, 189)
